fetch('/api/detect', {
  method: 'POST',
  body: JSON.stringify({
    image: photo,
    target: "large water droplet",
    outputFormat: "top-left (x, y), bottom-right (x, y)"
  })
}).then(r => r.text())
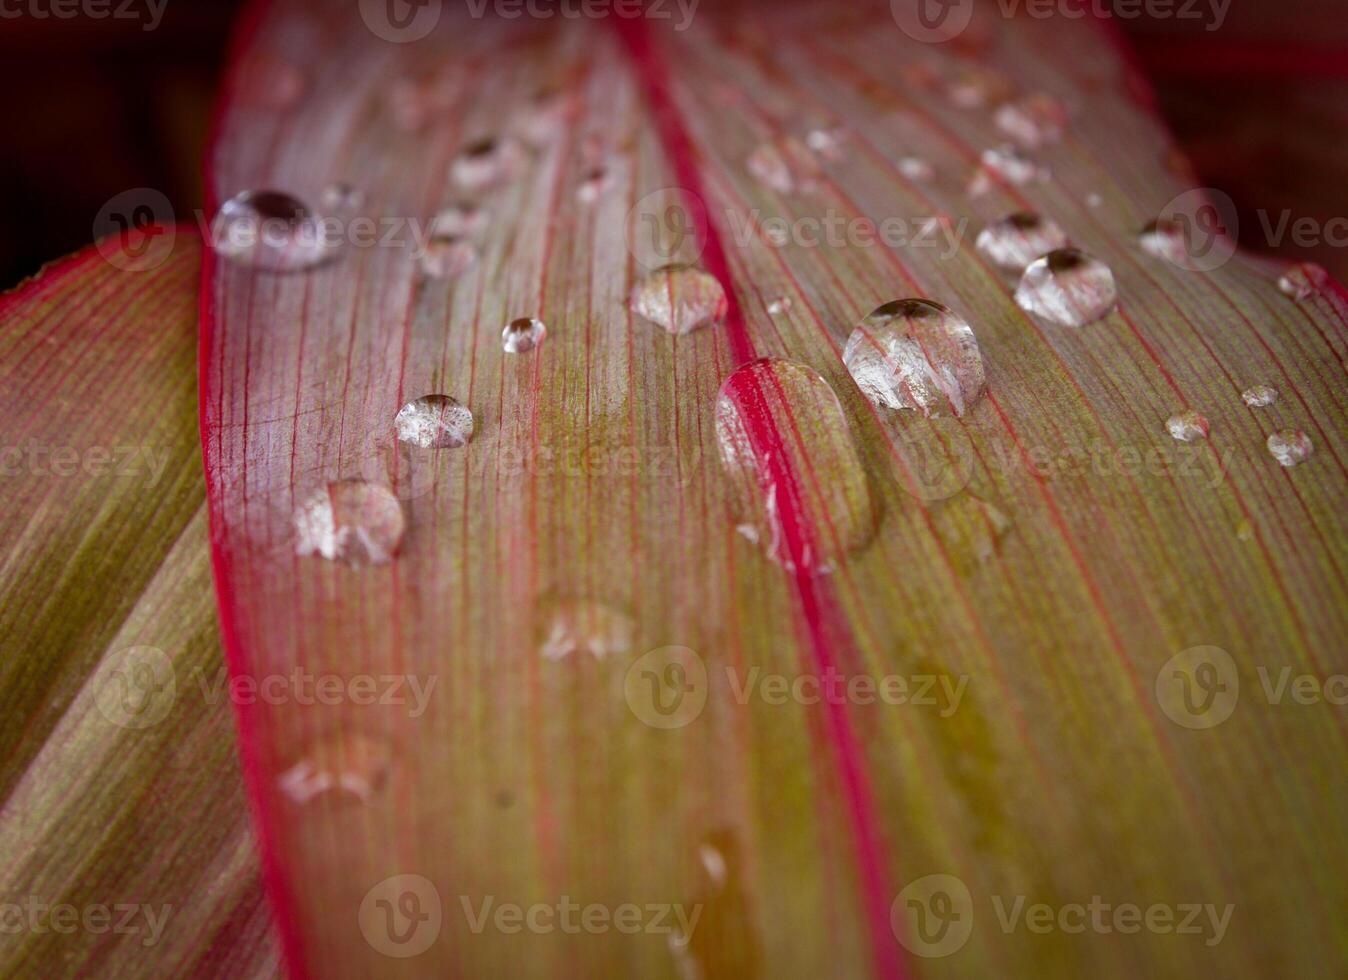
top-left (1014, 248), bottom-right (1117, 327)
top-left (278, 733), bottom-right (392, 805)
top-left (294, 480), bottom-right (405, 565)
top-left (1267, 430), bottom-right (1313, 467)
top-left (394, 394), bottom-right (474, 449)
top-left (538, 597), bottom-right (635, 661)
top-left (716, 359), bottom-right (876, 574)
top-left (1241, 384), bottom-right (1278, 408)
top-left (629, 264), bottom-right (728, 335)
top-left (968, 144), bottom-right (1049, 195)
top-left (994, 93), bottom-right (1068, 148)
top-left (503, 317), bottom-right (547, 353)
top-left (843, 299), bottom-right (986, 417)
top-left (1166, 410), bottom-right (1209, 442)
top-left (975, 212), bottom-right (1069, 272)
top-left (451, 136), bottom-right (526, 192)
top-left (210, 190), bottom-right (334, 272)
top-left (1278, 262), bottom-right (1330, 300)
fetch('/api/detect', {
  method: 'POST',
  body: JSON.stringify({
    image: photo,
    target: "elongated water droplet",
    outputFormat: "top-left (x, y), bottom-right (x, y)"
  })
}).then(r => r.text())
top-left (994, 93), bottom-right (1068, 148)
top-left (1166, 410), bottom-right (1209, 442)
top-left (975, 212), bottom-right (1069, 272)
top-left (843, 299), bottom-right (985, 417)
top-left (503, 317), bottom-right (547, 353)
top-left (394, 394), bottom-right (474, 449)
top-left (716, 359), bottom-right (876, 573)
top-left (429, 203), bottom-right (488, 239)
top-left (418, 237), bottom-right (478, 280)
top-left (452, 136), bottom-right (525, 192)
top-left (576, 166), bottom-right (614, 204)
top-left (538, 597), bottom-right (635, 661)
top-left (1015, 248), bottom-right (1117, 327)
top-left (629, 264), bottom-right (728, 335)
top-left (968, 145), bottom-right (1049, 195)
top-left (1241, 384), bottom-right (1277, 408)
top-left (1278, 262), bottom-right (1330, 300)
top-left (278, 733), bottom-right (392, 805)
top-left (294, 480), bottom-right (405, 565)
top-left (211, 190), bottom-right (334, 272)
top-left (1267, 430), bottom-right (1313, 467)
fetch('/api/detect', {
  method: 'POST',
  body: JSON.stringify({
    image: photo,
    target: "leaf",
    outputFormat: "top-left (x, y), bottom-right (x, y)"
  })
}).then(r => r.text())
top-left (0, 231), bottom-right (277, 977)
top-left (202, 3), bottom-right (1348, 978)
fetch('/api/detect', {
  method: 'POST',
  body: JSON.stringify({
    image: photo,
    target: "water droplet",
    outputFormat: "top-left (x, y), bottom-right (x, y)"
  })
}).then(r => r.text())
top-left (975, 212), bottom-right (1069, 272)
top-left (576, 166), bottom-right (614, 204)
top-left (1166, 410), bottom-right (1209, 442)
top-left (716, 358), bottom-right (876, 574)
top-left (278, 733), bottom-right (392, 805)
top-left (629, 264), bottom-right (728, 335)
top-left (968, 144), bottom-right (1049, 195)
top-left (1014, 248), bottom-right (1117, 327)
top-left (746, 137), bottom-right (819, 194)
top-left (1267, 430), bottom-right (1313, 467)
top-left (294, 480), bottom-right (405, 565)
top-left (429, 203), bottom-right (488, 239)
top-left (418, 237), bottom-right (478, 280)
top-left (394, 394), bottom-right (474, 449)
top-left (1137, 218), bottom-right (1195, 267)
top-left (210, 190), bottom-right (335, 272)
top-left (843, 299), bottom-right (986, 417)
top-left (321, 183), bottom-right (363, 213)
top-left (451, 136), bottom-right (526, 192)
top-left (538, 597), bottom-right (635, 661)
top-left (1277, 262), bottom-right (1330, 301)
top-left (1241, 384), bottom-right (1278, 408)
top-left (503, 317), bottom-right (547, 353)
top-left (897, 156), bottom-right (935, 181)
top-left (1086, 192), bottom-right (1104, 208)
top-left (994, 93), bottom-right (1069, 148)
top-left (945, 65), bottom-right (1013, 108)
top-left (767, 296), bottom-right (792, 315)
top-left (1236, 519), bottom-right (1255, 542)
top-left (805, 126), bottom-right (848, 161)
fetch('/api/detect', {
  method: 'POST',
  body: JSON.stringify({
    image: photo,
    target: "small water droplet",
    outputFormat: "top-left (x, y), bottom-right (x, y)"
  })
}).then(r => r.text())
top-left (975, 212), bottom-right (1069, 272)
top-left (629, 264), bottom-right (728, 335)
top-left (294, 480), bottom-right (405, 565)
top-left (994, 93), bottom-right (1069, 148)
top-left (538, 597), bottom-right (635, 661)
top-left (945, 65), bottom-right (1012, 109)
top-left (968, 145), bottom-right (1049, 195)
top-left (321, 183), bottom-right (363, 213)
top-left (1241, 384), bottom-right (1278, 408)
top-left (843, 299), bottom-right (986, 417)
top-left (1267, 430), bottom-right (1313, 467)
top-left (805, 126), bottom-right (848, 161)
top-left (210, 190), bottom-right (335, 272)
top-left (278, 733), bottom-right (392, 805)
top-left (897, 156), bottom-right (935, 181)
top-left (767, 296), bottom-right (792, 315)
top-left (503, 317), bottom-right (547, 353)
top-left (429, 203), bottom-right (489, 239)
top-left (394, 394), bottom-right (474, 449)
top-left (746, 137), bottom-right (818, 194)
top-left (452, 136), bottom-right (526, 192)
top-left (1086, 192), bottom-right (1104, 208)
top-left (576, 166), bottom-right (614, 204)
top-left (1137, 218), bottom-right (1195, 267)
top-left (1014, 248), bottom-right (1117, 327)
top-left (418, 237), bottom-right (478, 280)
top-left (716, 358), bottom-right (876, 574)
top-left (1277, 262), bottom-right (1330, 301)
top-left (1166, 410), bottom-right (1209, 442)
top-left (1236, 519), bottom-right (1255, 542)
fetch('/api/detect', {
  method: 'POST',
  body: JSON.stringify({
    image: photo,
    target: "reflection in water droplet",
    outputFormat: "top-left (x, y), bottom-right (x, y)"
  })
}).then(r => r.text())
top-left (630, 264), bottom-right (728, 335)
top-left (716, 359), bottom-right (876, 574)
top-left (1014, 248), bottom-right (1117, 327)
top-left (294, 480), bottom-right (405, 565)
top-left (1241, 384), bottom-right (1278, 408)
top-left (1278, 262), bottom-right (1330, 301)
top-left (968, 145), bottom-right (1049, 195)
top-left (452, 137), bottom-right (526, 192)
top-left (418, 237), bottom-right (478, 280)
top-left (576, 166), bottom-right (614, 204)
top-left (975, 212), bottom-right (1069, 272)
top-left (503, 317), bottom-right (547, 353)
top-left (430, 203), bottom-right (489, 239)
top-left (1166, 410), bottom-right (1209, 442)
top-left (210, 190), bottom-right (335, 272)
top-left (278, 733), bottom-right (392, 805)
top-left (395, 395), bottom-right (474, 449)
top-left (994, 93), bottom-right (1068, 148)
top-left (538, 597), bottom-right (635, 661)
top-left (1267, 430), bottom-right (1313, 467)
top-left (843, 299), bottom-right (985, 417)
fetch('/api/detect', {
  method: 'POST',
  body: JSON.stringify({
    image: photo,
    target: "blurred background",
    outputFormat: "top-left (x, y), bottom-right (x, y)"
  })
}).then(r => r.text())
top-left (1, 0), bottom-right (1345, 288)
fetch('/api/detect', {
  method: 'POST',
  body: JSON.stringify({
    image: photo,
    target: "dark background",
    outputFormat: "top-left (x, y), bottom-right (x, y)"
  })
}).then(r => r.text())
top-left (1, 0), bottom-right (1345, 288)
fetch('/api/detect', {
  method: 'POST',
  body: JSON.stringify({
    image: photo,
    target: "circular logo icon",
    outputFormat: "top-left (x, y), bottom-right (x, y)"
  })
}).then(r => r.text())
top-left (1155, 188), bottom-right (1239, 272)
top-left (359, 0), bottom-right (442, 43)
top-left (624, 646), bottom-right (708, 730)
top-left (1155, 645), bottom-right (1239, 729)
top-left (359, 874), bottom-right (442, 958)
top-left (625, 187), bottom-right (708, 273)
top-left (92, 189), bottom-right (176, 273)
top-left (891, 417), bottom-right (976, 502)
top-left (892, 874), bottom-right (974, 958)
top-left (891, 0), bottom-right (975, 43)
top-left (95, 646), bottom-right (176, 730)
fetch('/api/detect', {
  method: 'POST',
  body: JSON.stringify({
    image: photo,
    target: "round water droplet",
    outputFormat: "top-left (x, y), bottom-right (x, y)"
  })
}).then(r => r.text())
top-left (975, 212), bottom-right (1069, 272)
top-left (503, 317), bottom-right (547, 353)
top-left (1166, 410), bottom-right (1209, 442)
top-left (538, 597), bottom-right (635, 661)
top-left (629, 264), bottom-right (728, 335)
top-left (576, 166), bottom-right (614, 204)
top-left (1014, 248), bottom-right (1117, 327)
top-left (294, 480), bottom-right (405, 565)
top-left (969, 144), bottom-right (1049, 195)
top-left (322, 183), bottom-right (363, 213)
top-left (1267, 430), bottom-right (1313, 467)
top-left (843, 299), bottom-right (986, 417)
top-left (1241, 384), bottom-right (1278, 408)
top-left (1137, 218), bottom-right (1193, 267)
top-left (897, 156), bottom-right (935, 181)
top-left (418, 237), bottom-right (478, 280)
top-left (429, 203), bottom-right (489, 239)
top-left (210, 190), bottom-right (335, 272)
top-left (394, 395), bottom-right (474, 449)
top-left (994, 93), bottom-right (1069, 148)
top-left (1277, 262), bottom-right (1330, 301)
top-left (452, 136), bottom-right (526, 192)
top-left (278, 733), bottom-right (392, 805)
